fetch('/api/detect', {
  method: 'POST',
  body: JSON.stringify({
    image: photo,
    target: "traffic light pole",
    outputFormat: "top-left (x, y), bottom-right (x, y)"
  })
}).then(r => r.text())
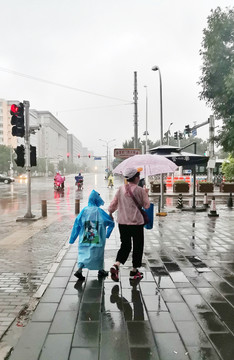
top-left (23, 100), bottom-right (34, 219)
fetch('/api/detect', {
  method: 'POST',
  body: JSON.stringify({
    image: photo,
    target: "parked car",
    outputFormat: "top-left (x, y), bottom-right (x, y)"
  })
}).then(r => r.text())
top-left (0, 174), bottom-right (15, 184)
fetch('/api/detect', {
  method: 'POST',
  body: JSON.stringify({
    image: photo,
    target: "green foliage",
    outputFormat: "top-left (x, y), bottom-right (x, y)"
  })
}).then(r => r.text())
top-left (174, 180), bottom-right (187, 184)
top-left (197, 181), bottom-right (213, 184)
top-left (0, 145), bottom-right (11, 173)
top-left (122, 136), bottom-right (208, 155)
top-left (199, 7), bottom-right (234, 153)
top-left (222, 156), bottom-right (234, 181)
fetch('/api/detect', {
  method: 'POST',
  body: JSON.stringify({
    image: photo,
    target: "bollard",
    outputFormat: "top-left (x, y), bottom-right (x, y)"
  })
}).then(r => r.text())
top-left (176, 194), bottom-right (183, 209)
top-left (41, 200), bottom-right (47, 217)
top-left (75, 199), bottom-right (80, 214)
top-left (208, 196), bottom-right (219, 217)
top-left (203, 193), bottom-right (209, 208)
top-left (227, 193), bottom-right (233, 208)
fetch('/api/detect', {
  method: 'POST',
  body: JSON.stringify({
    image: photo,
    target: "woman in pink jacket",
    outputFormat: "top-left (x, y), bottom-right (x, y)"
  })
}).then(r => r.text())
top-left (108, 167), bottom-right (150, 282)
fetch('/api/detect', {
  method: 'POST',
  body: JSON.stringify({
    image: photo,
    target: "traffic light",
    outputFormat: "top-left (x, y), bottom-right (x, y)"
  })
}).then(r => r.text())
top-left (78, 154), bottom-right (80, 158)
top-left (67, 152), bottom-right (70, 159)
top-left (174, 132), bottom-right (178, 140)
top-left (10, 103), bottom-right (25, 137)
top-left (185, 125), bottom-right (191, 136)
top-left (88, 154), bottom-right (91, 158)
top-left (179, 132), bottom-right (183, 140)
top-left (14, 145), bottom-right (25, 167)
top-left (30, 146), bottom-right (37, 167)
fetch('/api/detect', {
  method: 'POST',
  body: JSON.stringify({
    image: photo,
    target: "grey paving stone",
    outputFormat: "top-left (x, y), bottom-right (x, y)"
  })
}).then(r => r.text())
top-left (198, 287), bottom-right (226, 303)
top-left (154, 333), bottom-right (189, 360)
top-left (193, 311), bottom-right (229, 333)
top-left (154, 275), bottom-right (176, 289)
top-left (72, 321), bottom-right (99, 347)
top-left (32, 303), bottom-right (58, 322)
top-left (49, 276), bottom-right (69, 288)
top-left (187, 346), bottom-right (221, 360)
top-left (127, 321), bottom-right (155, 347)
top-left (148, 312), bottom-right (177, 333)
top-left (49, 311), bottom-right (77, 334)
top-left (183, 294), bottom-right (211, 312)
top-left (9, 322), bottom-right (50, 360)
top-left (60, 259), bottom-right (76, 267)
top-left (40, 288), bottom-right (64, 303)
top-left (58, 294), bottom-right (80, 311)
top-left (161, 288), bottom-right (183, 302)
top-left (210, 302), bottom-right (234, 320)
top-left (166, 302), bottom-right (194, 321)
top-left (140, 282), bottom-right (157, 295)
top-left (55, 267), bottom-right (73, 277)
top-left (39, 334), bottom-right (72, 360)
top-left (79, 302), bottom-right (101, 321)
top-left (82, 288), bottom-right (102, 303)
top-left (143, 295), bottom-right (167, 312)
top-left (100, 324), bottom-right (129, 360)
top-left (69, 348), bottom-right (99, 360)
top-left (175, 320), bottom-right (212, 347)
top-left (209, 333), bottom-right (234, 360)
top-left (130, 347), bottom-right (160, 360)
top-left (101, 312), bottom-right (125, 332)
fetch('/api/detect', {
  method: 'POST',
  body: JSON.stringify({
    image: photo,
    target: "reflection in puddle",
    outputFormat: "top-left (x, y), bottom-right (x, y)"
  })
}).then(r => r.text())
top-left (110, 281), bottom-right (145, 321)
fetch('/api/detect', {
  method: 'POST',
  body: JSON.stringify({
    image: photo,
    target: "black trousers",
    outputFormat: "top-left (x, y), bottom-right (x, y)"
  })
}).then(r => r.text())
top-left (116, 224), bottom-right (144, 268)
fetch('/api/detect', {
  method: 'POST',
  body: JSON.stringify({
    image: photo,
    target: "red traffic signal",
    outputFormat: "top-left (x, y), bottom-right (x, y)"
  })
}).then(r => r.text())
top-left (88, 154), bottom-right (91, 158)
top-left (67, 152), bottom-right (70, 158)
top-left (78, 154), bottom-right (80, 158)
top-left (11, 102), bottom-right (25, 137)
top-left (10, 104), bottom-right (19, 114)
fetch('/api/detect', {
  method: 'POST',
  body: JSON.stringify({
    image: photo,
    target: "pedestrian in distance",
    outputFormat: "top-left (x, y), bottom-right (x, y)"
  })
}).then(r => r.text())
top-left (108, 167), bottom-right (150, 282)
top-left (69, 190), bottom-right (115, 281)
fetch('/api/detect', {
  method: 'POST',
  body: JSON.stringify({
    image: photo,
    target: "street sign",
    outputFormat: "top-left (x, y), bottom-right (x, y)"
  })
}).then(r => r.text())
top-left (114, 148), bottom-right (141, 159)
top-left (94, 157), bottom-right (102, 160)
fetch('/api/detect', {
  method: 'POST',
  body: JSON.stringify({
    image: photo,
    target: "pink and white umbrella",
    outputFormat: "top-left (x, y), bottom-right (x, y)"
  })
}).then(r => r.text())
top-left (113, 154), bottom-right (178, 177)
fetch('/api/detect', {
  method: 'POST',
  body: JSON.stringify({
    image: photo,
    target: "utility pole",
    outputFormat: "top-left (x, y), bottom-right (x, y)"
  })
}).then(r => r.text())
top-left (23, 100), bottom-right (34, 219)
top-left (133, 71), bottom-right (138, 149)
top-left (207, 115), bottom-right (215, 182)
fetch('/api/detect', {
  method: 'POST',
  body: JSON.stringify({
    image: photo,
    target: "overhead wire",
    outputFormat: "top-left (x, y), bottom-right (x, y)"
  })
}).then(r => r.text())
top-left (57, 102), bottom-right (133, 113)
top-left (0, 66), bottom-right (132, 103)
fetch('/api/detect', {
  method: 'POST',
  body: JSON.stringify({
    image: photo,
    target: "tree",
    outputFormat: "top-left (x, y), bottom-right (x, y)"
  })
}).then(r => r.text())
top-left (199, 7), bottom-right (234, 153)
top-left (222, 156), bottom-right (234, 181)
top-left (0, 145), bottom-right (11, 173)
top-left (122, 136), bottom-right (208, 155)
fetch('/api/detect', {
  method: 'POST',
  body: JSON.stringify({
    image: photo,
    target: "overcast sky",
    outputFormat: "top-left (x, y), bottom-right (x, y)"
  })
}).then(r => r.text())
top-left (0, 0), bottom-right (232, 156)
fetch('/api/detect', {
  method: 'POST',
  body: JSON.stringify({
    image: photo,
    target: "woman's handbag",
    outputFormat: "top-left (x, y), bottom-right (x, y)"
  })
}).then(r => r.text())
top-left (127, 185), bottom-right (154, 229)
top-left (144, 203), bottom-right (154, 230)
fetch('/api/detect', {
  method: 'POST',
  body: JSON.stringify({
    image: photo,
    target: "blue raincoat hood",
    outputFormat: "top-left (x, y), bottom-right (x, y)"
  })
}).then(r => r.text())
top-left (88, 190), bottom-right (104, 207)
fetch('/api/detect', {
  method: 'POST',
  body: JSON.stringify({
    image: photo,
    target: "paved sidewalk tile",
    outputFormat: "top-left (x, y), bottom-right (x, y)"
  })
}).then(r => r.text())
top-left (4, 209), bottom-right (234, 360)
top-left (39, 334), bottom-right (72, 360)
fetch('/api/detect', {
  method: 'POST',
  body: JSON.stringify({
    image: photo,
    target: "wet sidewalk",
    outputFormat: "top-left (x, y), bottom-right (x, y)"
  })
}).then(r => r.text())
top-left (6, 208), bottom-right (234, 360)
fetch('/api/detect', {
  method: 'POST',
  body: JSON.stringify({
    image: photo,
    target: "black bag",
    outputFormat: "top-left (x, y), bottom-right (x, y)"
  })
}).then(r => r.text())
top-left (140, 208), bottom-right (150, 225)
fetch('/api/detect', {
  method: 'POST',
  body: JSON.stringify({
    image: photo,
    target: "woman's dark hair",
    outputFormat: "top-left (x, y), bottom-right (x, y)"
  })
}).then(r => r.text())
top-left (127, 172), bottom-right (140, 182)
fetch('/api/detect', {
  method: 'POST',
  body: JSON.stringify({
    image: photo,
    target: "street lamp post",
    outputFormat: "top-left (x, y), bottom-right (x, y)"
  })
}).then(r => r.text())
top-left (152, 65), bottom-right (164, 209)
top-left (99, 138), bottom-right (116, 172)
top-left (144, 85), bottom-right (149, 154)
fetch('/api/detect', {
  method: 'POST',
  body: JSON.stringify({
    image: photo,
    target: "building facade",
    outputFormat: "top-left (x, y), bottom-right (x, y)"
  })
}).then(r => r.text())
top-left (67, 133), bottom-right (83, 164)
top-left (35, 110), bottom-right (68, 168)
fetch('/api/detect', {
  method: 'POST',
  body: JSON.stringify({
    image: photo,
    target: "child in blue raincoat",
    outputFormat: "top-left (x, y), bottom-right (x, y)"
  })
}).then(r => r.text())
top-left (69, 190), bottom-right (114, 280)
